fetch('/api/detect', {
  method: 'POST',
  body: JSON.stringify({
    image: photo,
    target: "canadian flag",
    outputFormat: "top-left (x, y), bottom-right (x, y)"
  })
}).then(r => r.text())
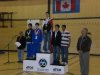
top-left (56, 0), bottom-right (76, 12)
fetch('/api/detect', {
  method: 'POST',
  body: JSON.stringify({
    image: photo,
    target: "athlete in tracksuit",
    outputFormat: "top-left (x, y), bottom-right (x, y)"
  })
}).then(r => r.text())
top-left (32, 23), bottom-right (42, 59)
top-left (25, 23), bottom-right (33, 59)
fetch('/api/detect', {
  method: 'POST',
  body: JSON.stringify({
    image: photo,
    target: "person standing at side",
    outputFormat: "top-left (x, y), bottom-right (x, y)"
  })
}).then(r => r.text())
top-left (52, 24), bottom-right (61, 65)
top-left (77, 28), bottom-right (92, 75)
top-left (25, 23), bottom-right (34, 60)
top-left (16, 31), bottom-right (26, 63)
top-left (43, 12), bottom-right (52, 53)
top-left (61, 25), bottom-right (71, 65)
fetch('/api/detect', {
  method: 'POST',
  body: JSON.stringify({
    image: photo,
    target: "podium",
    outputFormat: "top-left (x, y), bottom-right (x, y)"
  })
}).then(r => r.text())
top-left (23, 53), bottom-right (68, 74)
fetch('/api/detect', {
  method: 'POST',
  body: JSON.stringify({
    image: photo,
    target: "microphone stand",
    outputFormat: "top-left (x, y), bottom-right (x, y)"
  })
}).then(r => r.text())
top-left (4, 35), bottom-right (17, 64)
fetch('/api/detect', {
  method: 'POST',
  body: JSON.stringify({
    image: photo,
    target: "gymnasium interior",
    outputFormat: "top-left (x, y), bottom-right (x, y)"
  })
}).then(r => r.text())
top-left (0, 0), bottom-right (100, 75)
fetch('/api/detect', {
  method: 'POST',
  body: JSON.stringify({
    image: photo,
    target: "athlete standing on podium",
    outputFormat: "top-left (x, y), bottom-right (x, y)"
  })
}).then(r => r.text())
top-left (32, 23), bottom-right (43, 60)
top-left (52, 24), bottom-right (61, 65)
top-left (61, 25), bottom-right (71, 65)
top-left (25, 23), bottom-right (33, 60)
top-left (43, 12), bottom-right (52, 53)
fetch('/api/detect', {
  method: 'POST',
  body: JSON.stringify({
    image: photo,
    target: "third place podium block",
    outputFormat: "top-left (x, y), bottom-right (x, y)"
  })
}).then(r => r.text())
top-left (23, 53), bottom-right (68, 74)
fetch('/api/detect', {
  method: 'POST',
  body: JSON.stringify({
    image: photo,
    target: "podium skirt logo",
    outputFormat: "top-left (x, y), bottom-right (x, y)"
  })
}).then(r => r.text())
top-left (39, 59), bottom-right (47, 68)
top-left (26, 66), bottom-right (34, 70)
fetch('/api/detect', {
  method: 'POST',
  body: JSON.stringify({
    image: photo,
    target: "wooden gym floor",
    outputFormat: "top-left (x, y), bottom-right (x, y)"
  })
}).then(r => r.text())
top-left (0, 52), bottom-right (100, 75)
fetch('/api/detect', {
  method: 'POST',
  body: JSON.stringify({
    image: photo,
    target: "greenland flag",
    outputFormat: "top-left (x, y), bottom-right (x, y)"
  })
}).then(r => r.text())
top-left (54, 0), bottom-right (79, 13)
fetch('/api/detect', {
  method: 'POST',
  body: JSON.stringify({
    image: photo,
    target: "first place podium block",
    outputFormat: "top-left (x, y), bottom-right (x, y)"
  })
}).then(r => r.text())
top-left (23, 53), bottom-right (68, 74)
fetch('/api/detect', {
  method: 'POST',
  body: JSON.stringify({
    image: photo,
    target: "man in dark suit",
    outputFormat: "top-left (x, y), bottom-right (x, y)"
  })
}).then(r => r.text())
top-left (77, 28), bottom-right (92, 75)
top-left (52, 24), bottom-right (61, 65)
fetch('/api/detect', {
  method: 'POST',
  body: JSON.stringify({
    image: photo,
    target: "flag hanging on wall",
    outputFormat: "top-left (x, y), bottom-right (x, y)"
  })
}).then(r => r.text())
top-left (53, 0), bottom-right (80, 13)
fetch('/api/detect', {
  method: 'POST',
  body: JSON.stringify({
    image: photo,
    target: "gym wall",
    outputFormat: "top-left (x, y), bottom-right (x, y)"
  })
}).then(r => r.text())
top-left (0, 0), bottom-right (100, 55)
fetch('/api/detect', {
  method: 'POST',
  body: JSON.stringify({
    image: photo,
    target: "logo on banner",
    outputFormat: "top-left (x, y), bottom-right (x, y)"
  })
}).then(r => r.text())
top-left (53, 68), bottom-right (61, 72)
top-left (39, 59), bottom-right (47, 68)
top-left (26, 66), bottom-right (34, 70)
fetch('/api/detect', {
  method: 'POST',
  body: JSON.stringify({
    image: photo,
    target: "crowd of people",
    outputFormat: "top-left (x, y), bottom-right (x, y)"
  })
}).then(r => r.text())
top-left (15, 12), bottom-right (92, 75)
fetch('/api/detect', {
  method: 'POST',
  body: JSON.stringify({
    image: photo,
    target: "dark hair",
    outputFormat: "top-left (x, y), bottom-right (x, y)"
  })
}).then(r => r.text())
top-left (84, 28), bottom-right (88, 32)
top-left (55, 24), bottom-right (60, 28)
top-left (35, 23), bottom-right (39, 26)
top-left (62, 25), bottom-right (66, 28)
top-left (28, 23), bottom-right (32, 27)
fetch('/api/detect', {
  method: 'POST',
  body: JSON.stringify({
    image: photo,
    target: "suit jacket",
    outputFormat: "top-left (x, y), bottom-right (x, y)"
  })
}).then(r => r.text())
top-left (16, 36), bottom-right (26, 49)
top-left (52, 31), bottom-right (61, 47)
top-left (77, 35), bottom-right (92, 53)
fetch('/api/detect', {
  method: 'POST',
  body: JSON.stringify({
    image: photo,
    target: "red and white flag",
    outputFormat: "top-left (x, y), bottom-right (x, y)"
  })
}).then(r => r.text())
top-left (54, 0), bottom-right (80, 13)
